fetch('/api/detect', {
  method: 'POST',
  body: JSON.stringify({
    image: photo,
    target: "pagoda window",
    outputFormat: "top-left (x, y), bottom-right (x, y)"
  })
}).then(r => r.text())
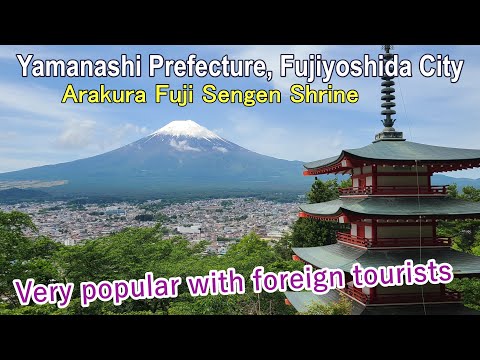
top-left (362, 165), bottom-right (372, 173)
top-left (376, 175), bottom-right (428, 187)
top-left (373, 223), bottom-right (451, 248)
top-left (365, 175), bottom-right (373, 187)
top-left (352, 178), bottom-right (359, 188)
top-left (364, 225), bottom-right (373, 240)
top-left (351, 223), bottom-right (357, 236)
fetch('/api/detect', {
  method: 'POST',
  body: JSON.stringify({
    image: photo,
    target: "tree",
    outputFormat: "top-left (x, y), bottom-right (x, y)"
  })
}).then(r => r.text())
top-left (438, 184), bottom-right (480, 253)
top-left (306, 179), bottom-right (340, 203)
top-left (1, 212), bottom-right (301, 315)
top-left (440, 220), bottom-right (480, 253)
top-left (290, 218), bottom-right (338, 248)
top-left (447, 183), bottom-right (459, 198)
top-left (460, 185), bottom-right (480, 202)
top-left (439, 184), bottom-right (480, 311)
top-left (218, 232), bottom-right (300, 315)
top-left (445, 277), bottom-right (480, 311)
top-left (300, 294), bottom-right (352, 315)
top-left (0, 211), bottom-right (61, 307)
top-left (289, 178), bottom-right (344, 248)
top-left (339, 178), bottom-right (353, 189)
top-left (155, 213), bottom-right (170, 223)
top-left (135, 214), bottom-right (154, 221)
top-left (273, 235), bottom-right (293, 260)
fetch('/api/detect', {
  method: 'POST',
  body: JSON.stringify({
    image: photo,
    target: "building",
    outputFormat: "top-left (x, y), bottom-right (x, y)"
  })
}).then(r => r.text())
top-left (285, 46), bottom-right (480, 315)
top-left (176, 225), bottom-right (202, 234)
top-left (105, 207), bottom-right (126, 216)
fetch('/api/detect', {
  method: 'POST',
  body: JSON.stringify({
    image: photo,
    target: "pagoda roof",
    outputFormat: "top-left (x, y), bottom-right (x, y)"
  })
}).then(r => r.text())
top-left (299, 197), bottom-right (480, 218)
top-left (292, 243), bottom-right (480, 274)
top-left (304, 140), bottom-right (480, 170)
top-left (285, 291), bottom-right (480, 315)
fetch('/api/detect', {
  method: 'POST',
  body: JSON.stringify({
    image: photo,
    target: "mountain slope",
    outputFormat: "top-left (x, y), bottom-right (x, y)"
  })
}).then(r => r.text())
top-left (0, 120), bottom-right (310, 195)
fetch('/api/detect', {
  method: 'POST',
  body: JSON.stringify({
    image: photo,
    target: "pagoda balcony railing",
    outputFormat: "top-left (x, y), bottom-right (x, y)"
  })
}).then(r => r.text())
top-left (336, 232), bottom-right (452, 248)
top-left (336, 232), bottom-right (369, 247)
top-left (339, 185), bottom-right (447, 196)
top-left (371, 289), bottom-right (462, 304)
top-left (339, 186), bottom-right (373, 195)
top-left (339, 286), bottom-right (461, 305)
top-left (338, 286), bottom-right (369, 304)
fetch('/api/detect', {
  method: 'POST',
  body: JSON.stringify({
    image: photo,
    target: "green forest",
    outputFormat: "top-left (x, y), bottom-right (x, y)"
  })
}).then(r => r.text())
top-left (1, 179), bottom-right (480, 315)
top-left (0, 216), bottom-right (303, 315)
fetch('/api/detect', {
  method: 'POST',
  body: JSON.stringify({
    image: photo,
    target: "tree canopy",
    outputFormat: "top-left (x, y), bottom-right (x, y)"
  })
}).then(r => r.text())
top-left (275, 178), bottom-right (348, 259)
top-left (0, 213), bottom-right (301, 315)
top-left (300, 294), bottom-right (352, 315)
top-left (439, 184), bottom-right (480, 254)
top-left (438, 184), bottom-right (480, 310)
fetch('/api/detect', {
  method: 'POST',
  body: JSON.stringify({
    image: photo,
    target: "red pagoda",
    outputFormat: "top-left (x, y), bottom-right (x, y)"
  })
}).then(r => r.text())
top-left (285, 46), bottom-right (480, 315)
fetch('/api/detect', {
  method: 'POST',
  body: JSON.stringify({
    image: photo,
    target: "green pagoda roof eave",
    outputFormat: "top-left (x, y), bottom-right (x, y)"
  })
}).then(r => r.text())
top-left (299, 197), bottom-right (480, 218)
top-left (292, 243), bottom-right (480, 274)
top-left (304, 154), bottom-right (342, 169)
top-left (304, 140), bottom-right (480, 170)
top-left (285, 291), bottom-right (480, 315)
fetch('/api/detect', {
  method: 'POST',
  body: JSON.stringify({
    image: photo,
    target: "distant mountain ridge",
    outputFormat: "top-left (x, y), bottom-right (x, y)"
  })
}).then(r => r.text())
top-left (431, 174), bottom-right (480, 189)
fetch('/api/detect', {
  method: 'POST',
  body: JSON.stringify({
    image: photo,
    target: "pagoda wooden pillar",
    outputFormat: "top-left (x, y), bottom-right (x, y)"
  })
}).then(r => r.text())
top-left (427, 169), bottom-right (432, 192)
top-left (370, 287), bottom-right (376, 304)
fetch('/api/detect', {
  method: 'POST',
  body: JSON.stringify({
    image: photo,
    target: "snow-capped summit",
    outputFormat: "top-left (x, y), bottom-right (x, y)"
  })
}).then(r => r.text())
top-left (150, 120), bottom-right (224, 141)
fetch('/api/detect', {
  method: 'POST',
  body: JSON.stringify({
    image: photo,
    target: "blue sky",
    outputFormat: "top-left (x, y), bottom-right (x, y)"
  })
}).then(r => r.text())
top-left (1, 45), bottom-right (480, 178)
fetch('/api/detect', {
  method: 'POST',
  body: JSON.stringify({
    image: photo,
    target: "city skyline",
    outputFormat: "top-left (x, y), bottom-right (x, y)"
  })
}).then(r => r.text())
top-left (2, 45), bottom-right (480, 178)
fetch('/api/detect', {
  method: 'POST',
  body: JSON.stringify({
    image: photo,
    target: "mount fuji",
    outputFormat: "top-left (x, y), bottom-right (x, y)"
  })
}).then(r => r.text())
top-left (0, 120), bottom-right (310, 196)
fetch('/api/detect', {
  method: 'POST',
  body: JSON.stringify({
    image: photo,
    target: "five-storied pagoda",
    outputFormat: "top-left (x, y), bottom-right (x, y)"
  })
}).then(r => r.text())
top-left (285, 46), bottom-right (480, 315)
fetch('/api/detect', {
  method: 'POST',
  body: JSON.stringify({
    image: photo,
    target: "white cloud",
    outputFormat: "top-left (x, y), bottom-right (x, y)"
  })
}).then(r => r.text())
top-left (0, 82), bottom-right (146, 124)
top-left (0, 82), bottom-right (153, 166)
top-left (169, 139), bottom-right (201, 152)
top-left (54, 121), bottom-right (152, 152)
top-left (226, 110), bottom-right (344, 162)
top-left (103, 123), bottom-right (150, 147)
top-left (0, 82), bottom-right (79, 119)
top-left (0, 131), bottom-right (18, 140)
top-left (56, 119), bottom-right (96, 149)
top-left (213, 146), bottom-right (228, 153)
top-left (212, 128), bottom-right (224, 136)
